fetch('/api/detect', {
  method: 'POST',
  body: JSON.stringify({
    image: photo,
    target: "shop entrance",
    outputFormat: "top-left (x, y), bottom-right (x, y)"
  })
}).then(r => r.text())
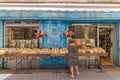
top-left (99, 25), bottom-right (116, 64)
top-left (69, 23), bottom-right (116, 64)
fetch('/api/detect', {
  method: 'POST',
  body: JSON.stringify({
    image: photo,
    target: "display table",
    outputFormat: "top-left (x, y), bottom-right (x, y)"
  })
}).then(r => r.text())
top-left (0, 53), bottom-right (108, 73)
top-left (0, 53), bottom-right (108, 57)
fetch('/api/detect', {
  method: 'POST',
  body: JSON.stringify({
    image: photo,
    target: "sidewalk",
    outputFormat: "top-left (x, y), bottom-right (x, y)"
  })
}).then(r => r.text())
top-left (0, 66), bottom-right (120, 80)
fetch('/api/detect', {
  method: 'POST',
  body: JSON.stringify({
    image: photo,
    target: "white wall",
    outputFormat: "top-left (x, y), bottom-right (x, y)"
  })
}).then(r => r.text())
top-left (0, 3), bottom-right (120, 12)
top-left (0, 0), bottom-right (119, 2)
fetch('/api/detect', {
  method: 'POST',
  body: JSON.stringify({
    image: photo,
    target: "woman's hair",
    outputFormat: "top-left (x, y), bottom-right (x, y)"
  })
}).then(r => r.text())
top-left (69, 39), bottom-right (75, 44)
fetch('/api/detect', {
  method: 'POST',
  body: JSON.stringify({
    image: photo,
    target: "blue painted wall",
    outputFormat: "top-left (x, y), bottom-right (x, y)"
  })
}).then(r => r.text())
top-left (0, 10), bottom-right (120, 66)
top-left (116, 22), bottom-right (120, 66)
top-left (40, 20), bottom-right (68, 48)
top-left (0, 10), bottom-right (120, 21)
top-left (40, 20), bottom-right (68, 68)
top-left (0, 20), bottom-right (4, 69)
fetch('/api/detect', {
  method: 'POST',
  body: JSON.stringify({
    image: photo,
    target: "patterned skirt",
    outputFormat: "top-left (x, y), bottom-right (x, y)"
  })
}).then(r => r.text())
top-left (68, 55), bottom-right (79, 67)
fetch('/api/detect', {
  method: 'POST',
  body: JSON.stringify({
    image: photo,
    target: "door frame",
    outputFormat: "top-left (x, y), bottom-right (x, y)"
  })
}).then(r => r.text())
top-left (97, 24), bottom-right (116, 64)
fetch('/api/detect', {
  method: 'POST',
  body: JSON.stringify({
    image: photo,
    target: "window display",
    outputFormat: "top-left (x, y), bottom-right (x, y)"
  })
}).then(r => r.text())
top-left (3, 23), bottom-right (113, 59)
top-left (5, 21), bottom-right (39, 48)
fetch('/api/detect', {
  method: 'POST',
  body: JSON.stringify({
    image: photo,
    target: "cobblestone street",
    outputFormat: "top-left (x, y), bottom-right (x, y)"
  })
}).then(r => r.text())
top-left (0, 66), bottom-right (120, 80)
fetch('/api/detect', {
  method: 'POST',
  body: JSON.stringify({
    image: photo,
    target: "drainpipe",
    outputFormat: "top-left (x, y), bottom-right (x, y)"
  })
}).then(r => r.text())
top-left (0, 20), bottom-right (4, 69)
top-left (97, 24), bottom-right (100, 47)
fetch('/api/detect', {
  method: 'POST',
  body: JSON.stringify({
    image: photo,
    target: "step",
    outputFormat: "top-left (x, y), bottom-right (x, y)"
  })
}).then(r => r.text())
top-left (102, 65), bottom-right (116, 69)
top-left (101, 61), bottom-right (116, 69)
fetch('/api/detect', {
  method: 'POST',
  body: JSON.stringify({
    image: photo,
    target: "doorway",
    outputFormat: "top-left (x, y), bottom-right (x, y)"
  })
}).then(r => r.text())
top-left (69, 23), bottom-right (116, 64)
top-left (99, 25), bottom-right (116, 64)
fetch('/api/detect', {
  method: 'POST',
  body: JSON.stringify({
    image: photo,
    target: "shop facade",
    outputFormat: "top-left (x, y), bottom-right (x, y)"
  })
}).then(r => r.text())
top-left (0, 10), bottom-right (120, 68)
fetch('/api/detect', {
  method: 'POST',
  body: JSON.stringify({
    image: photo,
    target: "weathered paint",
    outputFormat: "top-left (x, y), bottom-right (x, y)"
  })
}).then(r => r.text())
top-left (0, 10), bottom-right (120, 67)
top-left (40, 20), bottom-right (68, 48)
top-left (40, 20), bottom-right (68, 68)
top-left (0, 10), bottom-right (120, 21)
top-left (0, 20), bottom-right (3, 69)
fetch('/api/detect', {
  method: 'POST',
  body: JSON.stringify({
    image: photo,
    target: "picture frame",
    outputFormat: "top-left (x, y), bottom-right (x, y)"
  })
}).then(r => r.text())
top-left (6, 36), bottom-right (12, 45)
top-left (6, 28), bottom-right (11, 34)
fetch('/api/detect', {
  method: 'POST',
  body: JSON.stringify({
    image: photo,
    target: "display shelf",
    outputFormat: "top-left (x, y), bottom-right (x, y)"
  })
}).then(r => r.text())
top-left (0, 53), bottom-right (108, 57)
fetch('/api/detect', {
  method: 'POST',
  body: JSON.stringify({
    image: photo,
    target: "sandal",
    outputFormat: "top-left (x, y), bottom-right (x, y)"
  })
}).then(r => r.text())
top-left (77, 72), bottom-right (80, 76)
top-left (70, 75), bottom-right (74, 78)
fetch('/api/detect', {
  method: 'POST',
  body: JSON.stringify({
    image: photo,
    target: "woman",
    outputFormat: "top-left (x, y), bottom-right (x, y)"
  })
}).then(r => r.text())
top-left (68, 39), bottom-right (80, 78)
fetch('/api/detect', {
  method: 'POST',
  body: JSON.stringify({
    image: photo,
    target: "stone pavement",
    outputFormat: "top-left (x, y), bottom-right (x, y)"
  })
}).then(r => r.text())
top-left (0, 66), bottom-right (120, 80)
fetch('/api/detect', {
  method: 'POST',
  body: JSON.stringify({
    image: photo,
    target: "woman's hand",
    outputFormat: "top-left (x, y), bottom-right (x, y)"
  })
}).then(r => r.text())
top-left (66, 50), bottom-right (69, 54)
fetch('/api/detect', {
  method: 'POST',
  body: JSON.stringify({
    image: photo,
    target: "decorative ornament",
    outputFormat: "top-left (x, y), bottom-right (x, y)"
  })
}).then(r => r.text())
top-left (34, 30), bottom-right (47, 38)
top-left (63, 30), bottom-right (74, 46)
top-left (34, 30), bottom-right (47, 47)
top-left (63, 30), bottom-right (74, 37)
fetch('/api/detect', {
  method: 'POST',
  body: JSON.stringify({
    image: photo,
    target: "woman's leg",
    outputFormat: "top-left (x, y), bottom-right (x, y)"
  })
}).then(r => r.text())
top-left (75, 65), bottom-right (80, 75)
top-left (70, 66), bottom-right (74, 78)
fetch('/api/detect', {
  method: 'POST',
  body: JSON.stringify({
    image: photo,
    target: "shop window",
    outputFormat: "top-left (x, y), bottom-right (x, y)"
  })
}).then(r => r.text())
top-left (5, 27), bottom-right (39, 48)
top-left (69, 26), bottom-right (84, 39)
top-left (88, 26), bottom-right (97, 39)
top-left (69, 24), bottom-right (97, 47)
top-left (11, 27), bottom-right (38, 40)
top-left (69, 25), bottom-right (96, 39)
top-left (5, 20), bottom-right (39, 48)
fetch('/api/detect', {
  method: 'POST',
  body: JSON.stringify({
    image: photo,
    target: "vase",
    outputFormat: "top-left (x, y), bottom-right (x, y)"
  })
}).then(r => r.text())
top-left (67, 37), bottom-right (69, 46)
top-left (67, 37), bottom-right (72, 46)
top-left (39, 38), bottom-right (42, 46)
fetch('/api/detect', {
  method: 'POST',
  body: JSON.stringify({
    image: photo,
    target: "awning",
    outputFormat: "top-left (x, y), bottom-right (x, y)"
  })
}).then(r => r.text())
top-left (0, 3), bottom-right (120, 12)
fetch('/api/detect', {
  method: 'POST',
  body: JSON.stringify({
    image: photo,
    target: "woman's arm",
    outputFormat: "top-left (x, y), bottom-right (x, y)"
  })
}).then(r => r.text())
top-left (66, 49), bottom-right (69, 54)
